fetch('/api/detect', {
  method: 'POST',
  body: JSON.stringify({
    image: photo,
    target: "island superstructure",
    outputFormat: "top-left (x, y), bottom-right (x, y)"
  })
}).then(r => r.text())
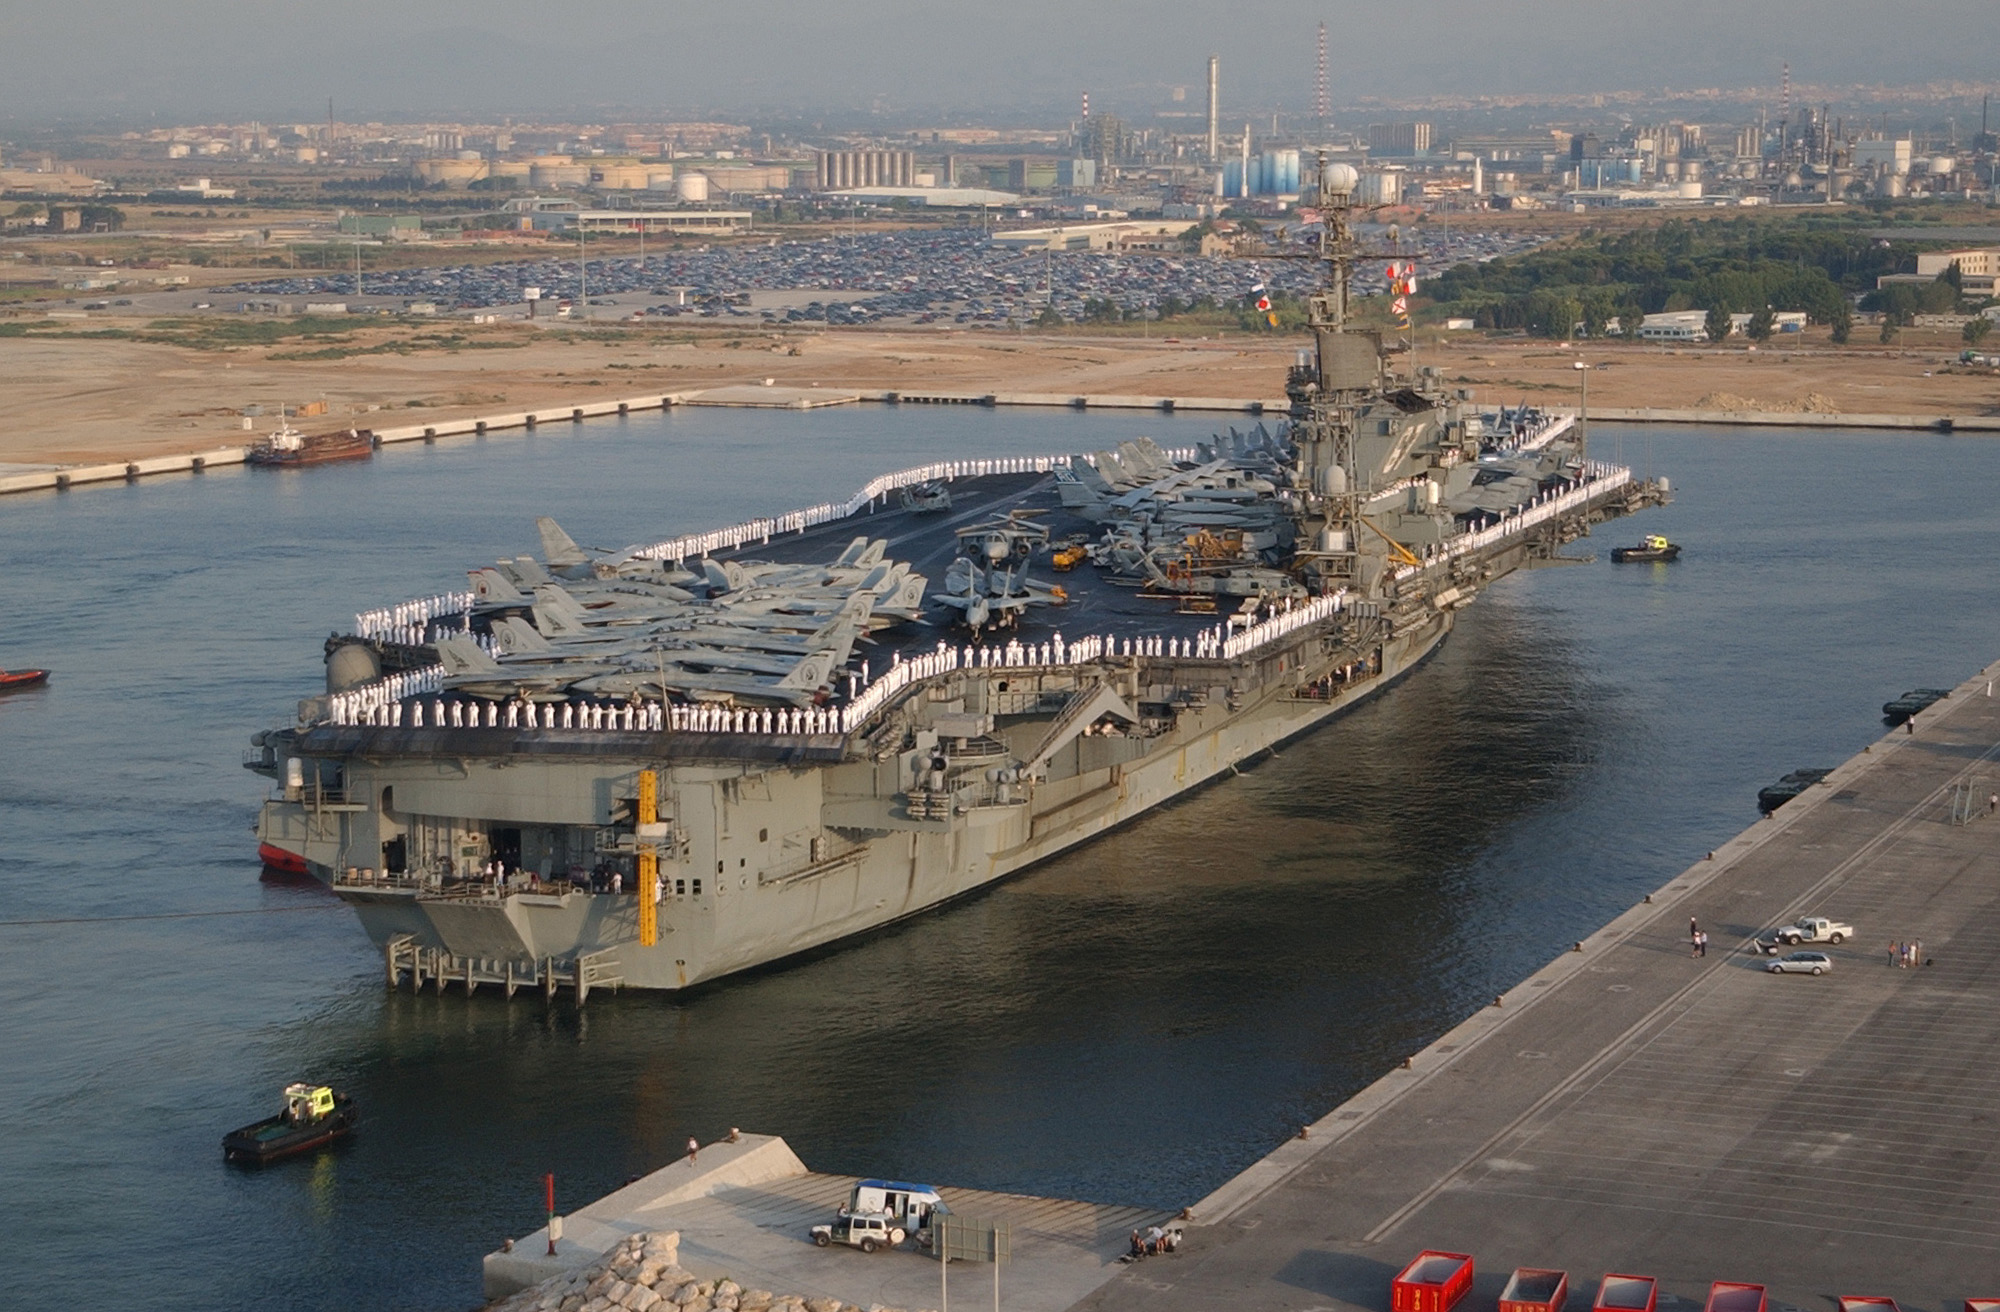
top-left (248, 161), bottom-right (1668, 996)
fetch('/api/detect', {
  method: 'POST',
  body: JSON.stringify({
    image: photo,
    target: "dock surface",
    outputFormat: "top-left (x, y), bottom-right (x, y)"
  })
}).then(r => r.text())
top-left (486, 1135), bottom-right (1172, 1312)
top-left (1078, 663), bottom-right (2000, 1310)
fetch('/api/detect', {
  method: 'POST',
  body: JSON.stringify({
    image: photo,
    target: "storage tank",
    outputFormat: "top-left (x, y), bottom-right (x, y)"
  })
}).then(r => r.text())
top-left (675, 171), bottom-right (710, 202)
top-left (530, 163), bottom-right (590, 188)
top-left (592, 162), bottom-right (651, 189)
top-left (1928, 156), bottom-right (1956, 176)
top-left (1675, 181), bottom-right (1703, 199)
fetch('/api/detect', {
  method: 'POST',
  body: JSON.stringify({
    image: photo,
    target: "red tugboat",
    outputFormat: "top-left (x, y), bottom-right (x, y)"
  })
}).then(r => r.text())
top-left (0, 668), bottom-right (50, 693)
top-left (245, 413), bottom-right (375, 468)
top-left (223, 1084), bottom-right (356, 1164)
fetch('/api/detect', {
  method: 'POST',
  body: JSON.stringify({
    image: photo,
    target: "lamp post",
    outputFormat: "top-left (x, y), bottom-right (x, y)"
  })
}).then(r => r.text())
top-left (1573, 359), bottom-right (1589, 448)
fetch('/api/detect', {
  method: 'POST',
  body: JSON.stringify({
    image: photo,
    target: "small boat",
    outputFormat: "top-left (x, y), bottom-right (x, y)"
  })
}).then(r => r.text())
top-left (257, 842), bottom-right (309, 876)
top-left (245, 412), bottom-right (375, 468)
top-left (222, 1083), bottom-right (357, 1165)
top-left (0, 668), bottom-right (50, 693)
top-left (1611, 535), bottom-right (1680, 563)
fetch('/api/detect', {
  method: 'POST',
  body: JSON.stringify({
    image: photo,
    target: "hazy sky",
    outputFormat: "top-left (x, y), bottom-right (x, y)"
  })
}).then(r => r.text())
top-left (7, 0), bottom-right (1997, 122)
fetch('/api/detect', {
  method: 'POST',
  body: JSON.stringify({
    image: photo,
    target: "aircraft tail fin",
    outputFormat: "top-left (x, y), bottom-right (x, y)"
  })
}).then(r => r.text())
top-left (776, 651), bottom-right (836, 692)
top-left (435, 636), bottom-right (502, 675)
top-left (494, 617), bottom-right (554, 655)
top-left (469, 567), bottom-right (524, 603)
top-left (536, 517), bottom-right (588, 569)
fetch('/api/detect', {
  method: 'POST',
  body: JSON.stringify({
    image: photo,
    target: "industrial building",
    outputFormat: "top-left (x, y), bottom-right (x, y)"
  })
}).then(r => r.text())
top-left (1368, 122), bottom-right (1431, 158)
top-left (1915, 247), bottom-right (2000, 293)
top-left (567, 210), bottom-right (754, 235)
top-left (815, 149), bottom-right (914, 190)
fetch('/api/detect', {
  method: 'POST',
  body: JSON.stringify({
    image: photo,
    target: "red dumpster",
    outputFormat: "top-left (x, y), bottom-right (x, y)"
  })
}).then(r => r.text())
top-left (1392, 1251), bottom-right (1475, 1312)
top-left (1705, 1284), bottom-right (1766, 1312)
top-left (1965, 1302), bottom-right (2000, 1312)
top-left (1838, 1300), bottom-right (1899, 1312)
top-left (1500, 1267), bottom-right (1569, 1312)
top-left (1594, 1274), bottom-right (1658, 1312)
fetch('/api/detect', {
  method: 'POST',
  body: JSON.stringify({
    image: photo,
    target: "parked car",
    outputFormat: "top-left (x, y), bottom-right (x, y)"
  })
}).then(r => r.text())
top-left (1767, 951), bottom-right (1833, 976)
top-left (810, 1211), bottom-right (906, 1253)
top-left (1773, 917), bottom-right (1853, 946)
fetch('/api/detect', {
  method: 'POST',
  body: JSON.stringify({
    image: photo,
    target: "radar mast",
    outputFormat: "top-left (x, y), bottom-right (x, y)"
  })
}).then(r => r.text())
top-left (1286, 154), bottom-right (1378, 595)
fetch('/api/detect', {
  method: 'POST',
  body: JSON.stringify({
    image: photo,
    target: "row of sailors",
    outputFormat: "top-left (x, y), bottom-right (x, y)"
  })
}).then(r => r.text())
top-left (354, 591), bottom-right (475, 642)
top-left (327, 666), bottom-right (446, 725)
top-left (843, 627), bottom-right (1233, 727)
top-left (1220, 592), bottom-right (1344, 659)
top-left (1405, 463), bottom-right (1628, 574)
top-left (335, 695), bottom-right (846, 737)
top-left (633, 454), bottom-right (1095, 563)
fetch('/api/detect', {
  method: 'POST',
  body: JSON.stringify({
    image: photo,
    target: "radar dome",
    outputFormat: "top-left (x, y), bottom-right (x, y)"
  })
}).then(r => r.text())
top-left (1322, 163), bottom-right (1359, 193)
top-left (325, 638), bottom-right (382, 694)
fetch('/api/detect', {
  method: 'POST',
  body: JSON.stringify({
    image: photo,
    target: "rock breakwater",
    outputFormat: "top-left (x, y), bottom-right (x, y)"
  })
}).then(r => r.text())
top-left (488, 1230), bottom-right (936, 1312)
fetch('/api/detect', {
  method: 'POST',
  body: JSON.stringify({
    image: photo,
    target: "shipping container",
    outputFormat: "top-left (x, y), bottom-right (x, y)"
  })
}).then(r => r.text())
top-left (1392, 1251), bottom-right (1475, 1312)
top-left (1705, 1283), bottom-right (1766, 1312)
top-left (1593, 1274), bottom-right (1658, 1312)
top-left (1499, 1267), bottom-right (1569, 1312)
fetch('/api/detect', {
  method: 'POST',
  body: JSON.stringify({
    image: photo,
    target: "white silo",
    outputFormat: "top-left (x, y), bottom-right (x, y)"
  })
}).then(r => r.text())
top-left (676, 172), bottom-right (710, 203)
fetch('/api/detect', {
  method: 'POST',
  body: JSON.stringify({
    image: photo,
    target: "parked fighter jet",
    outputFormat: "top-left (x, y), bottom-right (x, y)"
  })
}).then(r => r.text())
top-left (931, 558), bottom-right (1066, 634)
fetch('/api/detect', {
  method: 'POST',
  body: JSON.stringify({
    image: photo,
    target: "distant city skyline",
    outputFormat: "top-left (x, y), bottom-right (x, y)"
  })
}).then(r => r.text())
top-left (4, 0), bottom-right (1997, 122)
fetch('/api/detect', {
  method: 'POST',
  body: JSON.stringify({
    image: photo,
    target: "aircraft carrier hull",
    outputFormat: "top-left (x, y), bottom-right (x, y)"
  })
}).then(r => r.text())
top-left (294, 611), bottom-right (1448, 992)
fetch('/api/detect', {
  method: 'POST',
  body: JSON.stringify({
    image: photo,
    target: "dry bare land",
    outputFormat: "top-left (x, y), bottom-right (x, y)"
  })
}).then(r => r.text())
top-left (1, 320), bottom-right (1995, 467)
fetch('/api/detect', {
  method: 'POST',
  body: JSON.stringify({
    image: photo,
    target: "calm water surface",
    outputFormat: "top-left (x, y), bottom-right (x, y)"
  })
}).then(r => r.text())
top-left (2, 410), bottom-right (1996, 1311)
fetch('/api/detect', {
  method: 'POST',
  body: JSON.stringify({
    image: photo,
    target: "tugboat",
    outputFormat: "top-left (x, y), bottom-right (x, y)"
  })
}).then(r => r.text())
top-left (1611, 534), bottom-right (1680, 563)
top-left (0, 668), bottom-right (50, 693)
top-left (245, 411), bottom-right (375, 468)
top-left (222, 1083), bottom-right (356, 1164)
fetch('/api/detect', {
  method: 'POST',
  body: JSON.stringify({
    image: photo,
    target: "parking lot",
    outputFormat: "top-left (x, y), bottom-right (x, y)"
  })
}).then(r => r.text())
top-left (179, 224), bottom-right (1543, 326)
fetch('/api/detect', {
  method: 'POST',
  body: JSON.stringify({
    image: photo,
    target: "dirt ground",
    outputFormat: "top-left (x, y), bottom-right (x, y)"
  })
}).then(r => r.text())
top-left (2, 322), bottom-right (1995, 467)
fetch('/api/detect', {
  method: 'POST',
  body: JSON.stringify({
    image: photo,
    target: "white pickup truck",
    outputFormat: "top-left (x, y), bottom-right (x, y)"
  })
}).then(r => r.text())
top-left (1760, 916), bottom-right (1853, 950)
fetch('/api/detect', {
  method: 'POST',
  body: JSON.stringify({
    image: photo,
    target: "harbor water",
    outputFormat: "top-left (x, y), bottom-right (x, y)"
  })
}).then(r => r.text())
top-left (2, 409), bottom-right (1997, 1311)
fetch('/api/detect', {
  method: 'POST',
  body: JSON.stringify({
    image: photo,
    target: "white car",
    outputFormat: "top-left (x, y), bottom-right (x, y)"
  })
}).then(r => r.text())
top-left (1767, 951), bottom-right (1833, 976)
top-left (810, 1212), bottom-right (906, 1254)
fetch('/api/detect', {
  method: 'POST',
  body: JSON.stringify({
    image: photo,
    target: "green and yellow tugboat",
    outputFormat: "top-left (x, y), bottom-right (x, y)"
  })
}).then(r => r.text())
top-left (222, 1083), bottom-right (356, 1165)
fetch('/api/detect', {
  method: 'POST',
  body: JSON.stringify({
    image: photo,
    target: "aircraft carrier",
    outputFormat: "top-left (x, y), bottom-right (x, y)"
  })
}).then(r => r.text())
top-left (247, 163), bottom-right (1668, 996)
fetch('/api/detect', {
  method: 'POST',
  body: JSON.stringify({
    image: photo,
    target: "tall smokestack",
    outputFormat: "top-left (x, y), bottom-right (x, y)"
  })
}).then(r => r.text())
top-left (1207, 56), bottom-right (1219, 159)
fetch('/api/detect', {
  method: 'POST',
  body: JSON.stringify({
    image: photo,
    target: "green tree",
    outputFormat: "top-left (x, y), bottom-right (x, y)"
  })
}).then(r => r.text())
top-left (1963, 317), bottom-right (1992, 348)
top-left (1704, 300), bottom-right (1733, 343)
top-left (1829, 301), bottom-right (1853, 344)
top-left (1745, 306), bottom-right (1776, 342)
top-left (1036, 305), bottom-right (1064, 328)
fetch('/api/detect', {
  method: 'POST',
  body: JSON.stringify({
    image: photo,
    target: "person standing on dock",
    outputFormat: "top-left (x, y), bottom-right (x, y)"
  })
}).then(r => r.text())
top-left (1696, 931), bottom-right (1707, 958)
top-left (686, 1136), bottom-right (699, 1165)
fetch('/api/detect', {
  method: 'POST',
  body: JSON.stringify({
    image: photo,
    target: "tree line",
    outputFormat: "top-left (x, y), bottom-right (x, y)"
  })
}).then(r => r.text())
top-left (1422, 216), bottom-right (1994, 343)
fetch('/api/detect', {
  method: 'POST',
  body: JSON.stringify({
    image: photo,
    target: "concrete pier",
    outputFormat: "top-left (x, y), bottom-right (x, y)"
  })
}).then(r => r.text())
top-left (485, 1135), bottom-right (1173, 1312)
top-left (1077, 659), bottom-right (2000, 1311)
